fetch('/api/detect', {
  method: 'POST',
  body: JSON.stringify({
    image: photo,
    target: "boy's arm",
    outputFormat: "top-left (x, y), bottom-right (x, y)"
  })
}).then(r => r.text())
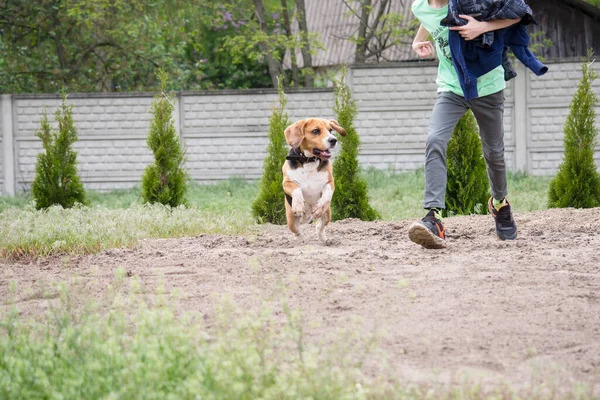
top-left (412, 24), bottom-right (434, 59)
top-left (450, 15), bottom-right (521, 41)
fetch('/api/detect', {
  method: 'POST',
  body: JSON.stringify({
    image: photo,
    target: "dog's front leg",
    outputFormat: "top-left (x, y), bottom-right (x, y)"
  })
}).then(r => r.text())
top-left (283, 177), bottom-right (305, 218)
top-left (291, 187), bottom-right (305, 218)
top-left (312, 183), bottom-right (332, 220)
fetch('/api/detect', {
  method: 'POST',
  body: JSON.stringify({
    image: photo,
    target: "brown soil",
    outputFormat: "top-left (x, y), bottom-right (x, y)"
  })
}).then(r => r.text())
top-left (2, 207), bottom-right (600, 393)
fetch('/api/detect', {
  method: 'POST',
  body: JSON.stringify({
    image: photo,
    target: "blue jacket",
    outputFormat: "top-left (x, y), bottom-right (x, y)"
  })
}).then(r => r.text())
top-left (441, 0), bottom-right (548, 100)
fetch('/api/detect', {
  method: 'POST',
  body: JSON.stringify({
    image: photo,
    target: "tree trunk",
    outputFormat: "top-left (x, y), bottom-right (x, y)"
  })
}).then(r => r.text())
top-left (365, 0), bottom-right (390, 61)
top-left (355, 0), bottom-right (372, 64)
top-left (253, 0), bottom-right (285, 87)
top-left (281, 0), bottom-right (299, 87)
top-left (296, 0), bottom-right (314, 87)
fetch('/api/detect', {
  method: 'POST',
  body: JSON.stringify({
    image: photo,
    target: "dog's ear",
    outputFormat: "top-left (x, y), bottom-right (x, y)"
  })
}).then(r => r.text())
top-left (284, 120), bottom-right (306, 148)
top-left (329, 119), bottom-right (347, 137)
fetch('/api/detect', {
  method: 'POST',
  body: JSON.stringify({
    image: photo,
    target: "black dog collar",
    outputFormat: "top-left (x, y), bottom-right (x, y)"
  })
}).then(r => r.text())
top-left (285, 148), bottom-right (319, 164)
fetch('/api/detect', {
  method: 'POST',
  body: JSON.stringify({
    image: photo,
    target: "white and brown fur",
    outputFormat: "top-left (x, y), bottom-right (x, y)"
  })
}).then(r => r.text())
top-left (282, 118), bottom-right (346, 242)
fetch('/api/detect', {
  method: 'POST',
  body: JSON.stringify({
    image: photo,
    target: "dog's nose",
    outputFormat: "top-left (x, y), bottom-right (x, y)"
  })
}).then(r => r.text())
top-left (328, 137), bottom-right (337, 146)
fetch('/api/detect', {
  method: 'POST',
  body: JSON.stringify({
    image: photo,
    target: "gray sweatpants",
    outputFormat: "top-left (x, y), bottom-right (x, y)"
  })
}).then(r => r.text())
top-left (424, 90), bottom-right (507, 209)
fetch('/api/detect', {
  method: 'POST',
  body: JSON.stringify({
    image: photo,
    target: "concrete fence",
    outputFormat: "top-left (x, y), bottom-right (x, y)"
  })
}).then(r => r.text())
top-left (1, 59), bottom-right (599, 196)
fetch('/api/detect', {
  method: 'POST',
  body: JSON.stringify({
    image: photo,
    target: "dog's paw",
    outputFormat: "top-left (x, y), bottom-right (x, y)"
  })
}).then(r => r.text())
top-left (318, 231), bottom-right (327, 243)
top-left (292, 199), bottom-right (305, 217)
top-left (312, 201), bottom-right (328, 219)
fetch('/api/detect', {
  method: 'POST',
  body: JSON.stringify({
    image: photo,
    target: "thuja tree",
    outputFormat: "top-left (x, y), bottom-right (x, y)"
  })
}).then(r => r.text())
top-left (141, 70), bottom-right (188, 207)
top-left (445, 110), bottom-right (490, 216)
top-left (548, 52), bottom-right (600, 208)
top-left (331, 66), bottom-right (380, 221)
top-left (251, 78), bottom-right (290, 224)
top-left (32, 92), bottom-right (88, 209)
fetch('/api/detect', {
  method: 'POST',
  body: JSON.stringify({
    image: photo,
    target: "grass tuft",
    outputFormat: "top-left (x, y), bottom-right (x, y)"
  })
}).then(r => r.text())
top-left (1, 173), bottom-right (553, 258)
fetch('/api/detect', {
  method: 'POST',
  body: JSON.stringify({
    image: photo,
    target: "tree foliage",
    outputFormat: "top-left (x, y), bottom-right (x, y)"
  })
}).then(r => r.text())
top-left (444, 111), bottom-right (490, 216)
top-left (331, 66), bottom-right (380, 221)
top-left (341, 0), bottom-right (418, 63)
top-left (0, 0), bottom-right (319, 93)
top-left (251, 78), bottom-right (291, 224)
top-left (32, 92), bottom-right (88, 209)
top-left (548, 53), bottom-right (600, 208)
top-left (141, 70), bottom-right (189, 207)
top-left (220, 0), bottom-right (321, 88)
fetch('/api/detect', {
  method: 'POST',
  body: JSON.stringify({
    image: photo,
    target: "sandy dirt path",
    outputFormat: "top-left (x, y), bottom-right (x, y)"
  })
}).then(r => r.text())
top-left (2, 207), bottom-right (599, 393)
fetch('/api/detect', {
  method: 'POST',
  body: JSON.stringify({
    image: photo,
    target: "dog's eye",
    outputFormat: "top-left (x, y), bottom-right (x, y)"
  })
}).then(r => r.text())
top-left (329, 129), bottom-right (333, 134)
top-left (311, 129), bottom-right (320, 135)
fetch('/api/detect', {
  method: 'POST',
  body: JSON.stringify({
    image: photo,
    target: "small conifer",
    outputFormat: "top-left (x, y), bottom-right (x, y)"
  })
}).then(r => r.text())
top-left (141, 70), bottom-right (188, 207)
top-left (32, 91), bottom-right (88, 209)
top-left (445, 110), bottom-right (490, 216)
top-left (548, 52), bottom-right (600, 208)
top-left (251, 78), bottom-right (290, 224)
top-left (331, 66), bottom-right (380, 221)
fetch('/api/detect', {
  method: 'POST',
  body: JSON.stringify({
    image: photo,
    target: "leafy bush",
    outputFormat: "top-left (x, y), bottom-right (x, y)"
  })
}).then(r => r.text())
top-left (331, 66), bottom-right (380, 221)
top-left (445, 110), bottom-right (490, 216)
top-left (548, 52), bottom-right (600, 208)
top-left (32, 92), bottom-right (88, 210)
top-left (141, 70), bottom-right (189, 207)
top-left (251, 78), bottom-right (290, 224)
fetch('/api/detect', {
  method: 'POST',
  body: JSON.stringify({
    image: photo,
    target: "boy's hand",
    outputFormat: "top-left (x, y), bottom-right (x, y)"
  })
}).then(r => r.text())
top-left (449, 15), bottom-right (487, 41)
top-left (412, 41), bottom-right (434, 58)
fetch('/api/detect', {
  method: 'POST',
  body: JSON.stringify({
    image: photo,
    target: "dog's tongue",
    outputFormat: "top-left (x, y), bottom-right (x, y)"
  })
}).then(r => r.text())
top-left (314, 149), bottom-right (331, 159)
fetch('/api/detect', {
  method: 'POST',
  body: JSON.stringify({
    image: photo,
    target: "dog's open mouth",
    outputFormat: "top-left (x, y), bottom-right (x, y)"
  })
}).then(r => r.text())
top-left (312, 148), bottom-right (332, 159)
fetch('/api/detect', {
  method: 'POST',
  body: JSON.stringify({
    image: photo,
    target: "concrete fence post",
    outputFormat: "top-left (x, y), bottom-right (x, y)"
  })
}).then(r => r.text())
top-left (174, 91), bottom-right (184, 145)
top-left (513, 63), bottom-right (530, 173)
top-left (1, 94), bottom-right (15, 196)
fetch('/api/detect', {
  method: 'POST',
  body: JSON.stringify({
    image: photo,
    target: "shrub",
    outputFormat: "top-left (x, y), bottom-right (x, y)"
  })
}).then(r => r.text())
top-left (141, 70), bottom-right (188, 207)
top-left (251, 78), bottom-right (290, 224)
top-left (444, 110), bottom-right (490, 216)
top-left (32, 91), bottom-right (88, 210)
top-left (548, 52), bottom-right (600, 208)
top-left (331, 66), bottom-right (380, 221)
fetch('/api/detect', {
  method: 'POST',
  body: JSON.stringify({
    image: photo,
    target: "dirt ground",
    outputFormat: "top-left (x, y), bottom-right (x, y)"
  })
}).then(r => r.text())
top-left (2, 207), bottom-right (600, 394)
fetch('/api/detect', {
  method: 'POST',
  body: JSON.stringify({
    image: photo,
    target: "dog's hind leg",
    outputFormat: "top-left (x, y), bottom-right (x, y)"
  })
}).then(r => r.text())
top-left (289, 216), bottom-right (302, 239)
top-left (285, 201), bottom-right (303, 240)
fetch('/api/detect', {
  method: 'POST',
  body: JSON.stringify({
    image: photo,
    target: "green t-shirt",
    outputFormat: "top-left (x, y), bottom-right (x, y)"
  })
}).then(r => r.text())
top-left (411, 0), bottom-right (505, 98)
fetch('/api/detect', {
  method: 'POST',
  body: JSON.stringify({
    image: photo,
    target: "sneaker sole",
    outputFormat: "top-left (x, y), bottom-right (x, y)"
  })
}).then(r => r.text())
top-left (408, 222), bottom-right (447, 249)
top-left (496, 230), bottom-right (517, 241)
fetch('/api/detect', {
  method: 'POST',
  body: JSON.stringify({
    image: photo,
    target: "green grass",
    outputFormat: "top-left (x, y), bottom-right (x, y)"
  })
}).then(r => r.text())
top-left (0, 289), bottom-right (389, 400)
top-left (364, 168), bottom-right (552, 220)
top-left (505, 172), bottom-right (553, 213)
top-left (0, 172), bottom-right (553, 258)
top-left (0, 203), bottom-right (255, 259)
top-left (0, 286), bottom-right (595, 400)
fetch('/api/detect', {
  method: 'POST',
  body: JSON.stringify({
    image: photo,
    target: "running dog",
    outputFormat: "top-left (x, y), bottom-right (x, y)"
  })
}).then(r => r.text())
top-left (282, 118), bottom-right (346, 242)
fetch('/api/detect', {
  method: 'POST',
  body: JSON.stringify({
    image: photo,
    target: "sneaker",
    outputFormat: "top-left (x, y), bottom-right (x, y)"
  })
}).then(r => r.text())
top-left (408, 209), bottom-right (446, 249)
top-left (488, 197), bottom-right (517, 240)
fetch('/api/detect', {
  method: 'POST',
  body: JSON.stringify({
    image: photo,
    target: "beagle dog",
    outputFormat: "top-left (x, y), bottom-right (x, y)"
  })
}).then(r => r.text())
top-left (282, 118), bottom-right (346, 242)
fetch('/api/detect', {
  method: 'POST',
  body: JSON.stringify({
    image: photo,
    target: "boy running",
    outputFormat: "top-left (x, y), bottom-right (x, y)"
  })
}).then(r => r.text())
top-left (408, 0), bottom-right (521, 249)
